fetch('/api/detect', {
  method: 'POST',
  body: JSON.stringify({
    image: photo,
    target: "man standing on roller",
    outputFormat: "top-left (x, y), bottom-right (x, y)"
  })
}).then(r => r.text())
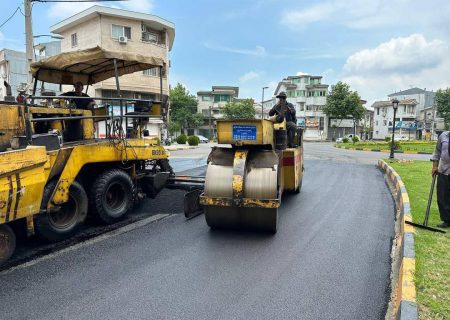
top-left (432, 130), bottom-right (450, 228)
top-left (269, 92), bottom-right (297, 147)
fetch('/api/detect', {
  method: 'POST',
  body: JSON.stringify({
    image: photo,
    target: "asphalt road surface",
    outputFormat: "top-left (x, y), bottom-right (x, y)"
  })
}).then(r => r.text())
top-left (0, 142), bottom-right (429, 319)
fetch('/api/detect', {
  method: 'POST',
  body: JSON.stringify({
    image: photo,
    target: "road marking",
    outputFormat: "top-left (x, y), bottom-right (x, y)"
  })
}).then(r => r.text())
top-left (0, 213), bottom-right (172, 275)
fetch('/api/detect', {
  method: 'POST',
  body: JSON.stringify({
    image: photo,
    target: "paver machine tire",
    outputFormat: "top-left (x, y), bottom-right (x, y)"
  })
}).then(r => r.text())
top-left (0, 224), bottom-right (16, 266)
top-left (90, 169), bottom-right (135, 224)
top-left (35, 180), bottom-right (88, 242)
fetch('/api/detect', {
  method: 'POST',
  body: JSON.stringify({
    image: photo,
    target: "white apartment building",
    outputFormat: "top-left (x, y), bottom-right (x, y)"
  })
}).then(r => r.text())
top-left (197, 86), bottom-right (240, 138)
top-left (49, 6), bottom-right (175, 138)
top-left (274, 74), bottom-right (329, 140)
top-left (373, 87), bottom-right (445, 140)
top-left (372, 99), bottom-right (418, 140)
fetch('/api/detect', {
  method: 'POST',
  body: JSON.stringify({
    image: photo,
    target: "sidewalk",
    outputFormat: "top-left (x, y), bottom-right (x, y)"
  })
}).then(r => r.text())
top-left (164, 144), bottom-right (198, 151)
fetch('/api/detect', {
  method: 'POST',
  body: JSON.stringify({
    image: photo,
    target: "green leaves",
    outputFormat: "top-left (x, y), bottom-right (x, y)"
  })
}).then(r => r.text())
top-left (169, 83), bottom-right (203, 130)
top-left (435, 88), bottom-right (450, 130)
top-left (323, 81), bottom-right (365, 122)
top-left (223, 99), bottom-right (255, 119)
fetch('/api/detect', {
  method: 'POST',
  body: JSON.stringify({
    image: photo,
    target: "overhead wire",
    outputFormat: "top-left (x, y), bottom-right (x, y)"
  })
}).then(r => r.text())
top-left (0, 7), bottom-right (20, 29)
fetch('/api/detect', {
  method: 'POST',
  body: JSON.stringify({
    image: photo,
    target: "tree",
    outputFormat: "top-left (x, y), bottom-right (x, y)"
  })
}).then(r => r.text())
top-left (323, 81), bottom-right (365, 136)
top-left (167, 121), bottom-right (181, 137)
top-left (435, 88), bottom-right (450, 130)
top-left (169, 83), bottom-right (203, 132)
top-left (223, 99), bottom-right (255, 119)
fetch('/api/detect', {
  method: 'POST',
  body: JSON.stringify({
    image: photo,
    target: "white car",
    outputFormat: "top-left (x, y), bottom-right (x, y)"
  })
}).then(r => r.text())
top-left (196, 135), bottom-right (209, 143)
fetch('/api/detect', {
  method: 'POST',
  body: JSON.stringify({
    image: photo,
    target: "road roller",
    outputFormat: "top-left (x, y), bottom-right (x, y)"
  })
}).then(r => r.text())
top-left (199, 118), bottom-right (304, 233)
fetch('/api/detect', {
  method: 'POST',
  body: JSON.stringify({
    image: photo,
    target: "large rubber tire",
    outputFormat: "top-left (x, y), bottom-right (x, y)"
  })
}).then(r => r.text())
top-left (91, 169), bottom-right (135, 224)
top-left (0, 224), bottom-right (16, 266)
top-left (35, 180), bottom-right (88, 242)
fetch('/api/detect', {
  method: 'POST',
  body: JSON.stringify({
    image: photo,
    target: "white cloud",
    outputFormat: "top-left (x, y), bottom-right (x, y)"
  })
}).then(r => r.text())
top-left (296, 71), bottom-right (309, 76)
top-left (282, 0), bottom-right (450, 32)
top-left (48, 0), bottom-right (153, 19)
top-left (121, 0), bottom-right (153, 13)
top-left (343, 34), bottom-right (446, 75)
top-left (341, 34), bottom-right (450, 105)
top-left (204, 43), bottom-right (266, 56)
top-left (239, 71), bottom-right (261, 83)
top-left (48, 2), bottom-right (94, 18)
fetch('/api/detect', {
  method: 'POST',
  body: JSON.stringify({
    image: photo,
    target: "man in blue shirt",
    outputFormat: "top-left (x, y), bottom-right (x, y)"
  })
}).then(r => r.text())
top-left (432, 131), bottom-right (450, 228)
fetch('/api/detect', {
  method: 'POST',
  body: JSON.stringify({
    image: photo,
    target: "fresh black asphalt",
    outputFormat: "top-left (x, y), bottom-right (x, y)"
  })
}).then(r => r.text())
top-left (0, 158), bottom-right (394, 320)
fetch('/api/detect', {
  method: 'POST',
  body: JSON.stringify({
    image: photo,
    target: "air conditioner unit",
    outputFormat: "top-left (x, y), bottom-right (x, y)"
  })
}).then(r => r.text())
top-left (118, 36), bottom-right (128, 44)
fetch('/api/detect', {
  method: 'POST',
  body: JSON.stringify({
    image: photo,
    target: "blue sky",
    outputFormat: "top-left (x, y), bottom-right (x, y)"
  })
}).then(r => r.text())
top-left (1, 0), bottom-right (450, 106)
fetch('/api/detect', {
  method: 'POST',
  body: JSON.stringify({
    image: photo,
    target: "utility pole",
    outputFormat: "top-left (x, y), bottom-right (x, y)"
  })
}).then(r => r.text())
top-left (261, 86), bottom-right (268, 119)
top-left (208, 105), bottom-right (212, 139)
top-left (24, 0), bottom-right (34, 88)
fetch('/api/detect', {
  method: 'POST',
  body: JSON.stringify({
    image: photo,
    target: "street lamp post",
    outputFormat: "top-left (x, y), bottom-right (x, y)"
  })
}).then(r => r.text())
top-left (261, 86), bottom-right (269, 118)
top-left (389, 99), bottom-right (399, 159)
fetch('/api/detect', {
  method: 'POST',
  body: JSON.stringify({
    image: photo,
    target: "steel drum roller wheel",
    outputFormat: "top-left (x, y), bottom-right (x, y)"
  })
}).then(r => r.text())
top-left (0, 224), bottom-right (16, 266)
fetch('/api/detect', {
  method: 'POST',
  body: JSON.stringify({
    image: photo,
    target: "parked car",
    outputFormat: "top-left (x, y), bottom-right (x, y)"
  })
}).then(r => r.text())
top-left (196, 135), bottom-right (209, 143)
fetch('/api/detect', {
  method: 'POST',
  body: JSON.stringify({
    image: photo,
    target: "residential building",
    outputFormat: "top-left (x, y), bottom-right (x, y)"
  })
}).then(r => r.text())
top-left (274, 74), bottom-right (329, 140)
top-left (372, 99), bottom-right (418, 140)
top-left (0, 42), bottom-right (61, 100)
top-left (50, 6), bottom-right (174, 100)
top-left (196, 86), bottom-right (240, 138)
top-left (50, 6), bottom-right (175, 138)
top-left (373, 87), bottom-right (444, 140)
top-left (327, 101), bottom-right (371, 141)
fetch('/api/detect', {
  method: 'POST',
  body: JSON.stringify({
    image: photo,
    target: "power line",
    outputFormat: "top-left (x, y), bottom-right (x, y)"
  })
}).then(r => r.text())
top-left (31, 0), bottom-right (127, 2)
top-left (0, 6), bottom-right (20, 29)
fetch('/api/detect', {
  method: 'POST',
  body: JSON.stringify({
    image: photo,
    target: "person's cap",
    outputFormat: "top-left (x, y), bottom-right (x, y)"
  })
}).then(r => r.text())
top-left (276, 92), bottom-right (287, 98)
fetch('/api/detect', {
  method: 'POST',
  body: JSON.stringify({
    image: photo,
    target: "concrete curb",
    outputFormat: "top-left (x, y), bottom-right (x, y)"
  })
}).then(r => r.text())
top-left (164, 146), bottom-right (198, 151)
top-left (377, 160), bottom-right (418, 320)
top-left (336, 145), bottom-right (432, 155)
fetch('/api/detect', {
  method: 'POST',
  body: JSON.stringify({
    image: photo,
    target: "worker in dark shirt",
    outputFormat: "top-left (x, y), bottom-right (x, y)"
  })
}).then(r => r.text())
top-left (432, 131), bottom-right (450, 228)
top-left (61, 82), bottom-right (96, 110)
top-left (269, 92), bottom-right (297, 147)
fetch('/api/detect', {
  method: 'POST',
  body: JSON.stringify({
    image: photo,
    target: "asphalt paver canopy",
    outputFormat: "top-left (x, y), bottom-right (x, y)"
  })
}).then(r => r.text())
top-left (30, 46), bottom-right (165, 85)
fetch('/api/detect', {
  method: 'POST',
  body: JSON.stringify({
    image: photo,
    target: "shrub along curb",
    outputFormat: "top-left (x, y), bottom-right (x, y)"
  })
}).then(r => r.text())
top-left (378, 160), bottom-right (418, 320)
top-left (335, 145), bottom-right (432, 154)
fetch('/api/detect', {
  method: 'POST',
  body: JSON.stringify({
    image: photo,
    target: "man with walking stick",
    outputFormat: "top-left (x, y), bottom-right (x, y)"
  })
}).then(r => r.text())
top-left (432, 130), bottom-right (450, 228)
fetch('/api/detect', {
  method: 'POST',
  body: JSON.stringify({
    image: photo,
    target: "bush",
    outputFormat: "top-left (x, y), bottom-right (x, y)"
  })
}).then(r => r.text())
top-left (187, 135), bottom-right (200, 146)
top-left (176, 134), bottom-right (187, 144)
top-left (342, 137), bottom-right (350, 143)
top-left (385, 136), bottom-right (391, 142)
top-left (389, 140), bottom-right (401, 150)
top-left (352, 135), bottom-right (360, 144)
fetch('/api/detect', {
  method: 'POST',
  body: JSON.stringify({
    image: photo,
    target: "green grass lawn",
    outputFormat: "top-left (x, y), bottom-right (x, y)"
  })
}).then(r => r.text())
top-left (337, 141), bottom-right (436, 153)
top-left (388, 160), bottom-right (450, 320)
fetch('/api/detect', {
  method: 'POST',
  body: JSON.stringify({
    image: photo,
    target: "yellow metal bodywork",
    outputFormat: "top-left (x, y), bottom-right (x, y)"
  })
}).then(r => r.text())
top-left (0, 103), bottom-right (168, 229)
top-left (282, 147), bottom-right (303, 192)
top-left (0, 147), bottom-right (48, 224)
top-left (216, 119), bottom-right (274, 147)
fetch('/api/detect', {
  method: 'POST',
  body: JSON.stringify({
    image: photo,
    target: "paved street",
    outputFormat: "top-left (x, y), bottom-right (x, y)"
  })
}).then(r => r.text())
top-left (0, 143), bottom-right (431, 319)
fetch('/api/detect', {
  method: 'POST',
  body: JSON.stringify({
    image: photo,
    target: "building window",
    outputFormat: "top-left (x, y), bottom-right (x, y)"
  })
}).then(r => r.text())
top-left (112, 24), bottom-right (131, 40)
top-left (304, 77), bottom-right (309, 84)
top-left (142, 24), bottom-right (161, 44)
top-left (383, 120), bottom-right (387, 126)
top-left (201, 96), bottom-right (212, 101)
top-left (377, 108), bottom-right (380, 115)
top-left (143, 68), bottom-right (158, 76)
top-left (214, 95), bottom-right (230, 102)
top-left (71, 33), bottom-right (77, 47)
